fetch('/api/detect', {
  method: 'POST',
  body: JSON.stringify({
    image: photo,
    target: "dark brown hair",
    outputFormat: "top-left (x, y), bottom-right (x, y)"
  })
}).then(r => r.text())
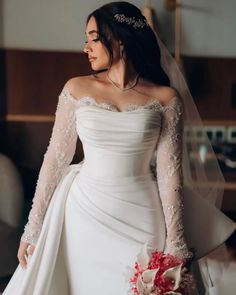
top-left (87, 1), bottom-right (170, 86)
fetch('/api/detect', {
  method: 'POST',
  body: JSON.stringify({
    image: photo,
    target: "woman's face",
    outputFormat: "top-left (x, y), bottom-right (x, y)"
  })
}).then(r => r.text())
top-left (84, 16), bottom-right (111, 71)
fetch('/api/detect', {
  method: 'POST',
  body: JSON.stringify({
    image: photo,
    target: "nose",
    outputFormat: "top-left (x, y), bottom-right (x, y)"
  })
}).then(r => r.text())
top-left (83, 43), bottom-right (92, 54)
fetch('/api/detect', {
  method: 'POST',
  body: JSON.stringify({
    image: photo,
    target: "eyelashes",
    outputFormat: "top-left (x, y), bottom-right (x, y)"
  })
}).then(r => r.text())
top-left (84, 38), bottom-right (100, 44)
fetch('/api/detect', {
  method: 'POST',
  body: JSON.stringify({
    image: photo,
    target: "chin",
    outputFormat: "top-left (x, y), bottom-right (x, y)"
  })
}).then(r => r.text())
top-left (90, 61), bottom-right (109, 72)
top-left (90, 64), bottom-right (100, 71)
top-left (89, 63), bottom-right (98, 71)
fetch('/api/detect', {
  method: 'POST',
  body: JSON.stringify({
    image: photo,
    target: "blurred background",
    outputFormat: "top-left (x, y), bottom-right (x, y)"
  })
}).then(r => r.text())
top-left (0, 0), bottom-right (236, 293)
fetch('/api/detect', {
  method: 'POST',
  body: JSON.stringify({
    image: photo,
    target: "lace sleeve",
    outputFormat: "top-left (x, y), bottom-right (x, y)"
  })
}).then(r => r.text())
top-left (156, 96), bottom-right (192, 260)
top-left (20, 89), bottom-right (78, 245)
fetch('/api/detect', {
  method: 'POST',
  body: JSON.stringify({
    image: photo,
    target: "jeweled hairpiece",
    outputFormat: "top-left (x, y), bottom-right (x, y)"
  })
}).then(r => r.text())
top-left (114, 13), bottom-right (149, 29)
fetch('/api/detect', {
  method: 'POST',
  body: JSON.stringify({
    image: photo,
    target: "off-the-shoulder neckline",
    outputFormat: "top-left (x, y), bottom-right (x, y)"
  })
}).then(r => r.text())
top-left (60, 88), bottom-right (180, 113)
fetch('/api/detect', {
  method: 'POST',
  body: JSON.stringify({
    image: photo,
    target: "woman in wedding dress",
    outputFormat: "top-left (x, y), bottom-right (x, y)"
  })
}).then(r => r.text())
top-left (3, 2), bottom-right (236, 295)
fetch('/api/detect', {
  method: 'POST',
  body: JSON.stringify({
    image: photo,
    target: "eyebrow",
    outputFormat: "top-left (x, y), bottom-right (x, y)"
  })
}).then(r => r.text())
top-left (85, 30), bottom-right (99, 35)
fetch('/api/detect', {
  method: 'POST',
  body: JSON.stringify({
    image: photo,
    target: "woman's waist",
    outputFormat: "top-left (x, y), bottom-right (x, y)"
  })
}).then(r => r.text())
top-left (71, 168), bottom-right (161, 211)
top-left (79, 165), bottom-right (155, 183)
top-left (81, 158), bottom-right (153, 178)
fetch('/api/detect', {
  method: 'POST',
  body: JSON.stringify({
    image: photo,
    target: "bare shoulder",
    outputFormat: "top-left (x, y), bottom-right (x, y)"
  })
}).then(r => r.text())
top-left (153, 86), bottom-right (180, 106)
top-left (138, 78), bottom-right (180, 106)
top-left (63, 75), bottom-right (95, 100)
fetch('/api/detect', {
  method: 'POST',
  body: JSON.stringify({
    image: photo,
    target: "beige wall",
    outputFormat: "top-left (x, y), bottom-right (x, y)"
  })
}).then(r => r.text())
top-left (1, 0), bottom-right (236, 57)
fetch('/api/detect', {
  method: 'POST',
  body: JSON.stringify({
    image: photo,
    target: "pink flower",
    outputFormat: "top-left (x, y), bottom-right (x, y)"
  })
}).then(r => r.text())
top-left (124, 243), bottom-right (195, 295)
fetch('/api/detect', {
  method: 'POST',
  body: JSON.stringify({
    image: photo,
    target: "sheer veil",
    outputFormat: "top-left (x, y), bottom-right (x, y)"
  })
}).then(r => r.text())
top-left (156, 32), bottom-right (225, 208)
top-left (154, 31), bottom-right (235, 291)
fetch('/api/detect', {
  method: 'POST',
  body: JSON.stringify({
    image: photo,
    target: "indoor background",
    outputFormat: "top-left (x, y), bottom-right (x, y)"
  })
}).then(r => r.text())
top-left (0, 0), bottom-right (236, 293)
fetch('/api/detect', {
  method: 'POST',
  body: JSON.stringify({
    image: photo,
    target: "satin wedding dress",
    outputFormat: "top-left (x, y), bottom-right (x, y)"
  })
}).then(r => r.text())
top-left (3, 88), bottom-right (235, 295)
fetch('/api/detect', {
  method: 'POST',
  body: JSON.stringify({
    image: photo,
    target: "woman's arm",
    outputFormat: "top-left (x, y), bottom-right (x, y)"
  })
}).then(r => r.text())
top-left (20, 88), bottom-right (78, 246)
top-left (156, 96), bottom-right (192, 260)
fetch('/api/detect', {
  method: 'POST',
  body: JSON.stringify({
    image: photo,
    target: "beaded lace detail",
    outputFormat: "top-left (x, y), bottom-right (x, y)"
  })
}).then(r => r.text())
top-left (155, 97), bottom-right (193, 260)
top-left (77, 96), bottom-right (118, 112)
top-left (75, 94), bottom-right (164, 113)
top-left (20, 90), bottom-right (78, 245)
top-left (55, 89), bottom-right (164, 113)
top-left (21, 87), bottom-right (191, 261)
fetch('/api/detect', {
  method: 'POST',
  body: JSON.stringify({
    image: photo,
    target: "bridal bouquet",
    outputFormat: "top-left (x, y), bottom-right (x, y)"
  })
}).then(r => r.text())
top-left (124, 243), bottom-right (195, 295)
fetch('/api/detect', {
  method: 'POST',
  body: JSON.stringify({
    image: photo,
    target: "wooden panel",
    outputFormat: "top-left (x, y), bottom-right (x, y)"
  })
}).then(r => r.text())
top-left (5, 49), bottom-right (92, 115)
top-left (183, 57), bottom-right (236, 120)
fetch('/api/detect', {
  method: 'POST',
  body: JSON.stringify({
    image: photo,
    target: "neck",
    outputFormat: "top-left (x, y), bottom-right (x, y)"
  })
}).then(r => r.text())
top-left (106, 60), bottom-right (138, 88)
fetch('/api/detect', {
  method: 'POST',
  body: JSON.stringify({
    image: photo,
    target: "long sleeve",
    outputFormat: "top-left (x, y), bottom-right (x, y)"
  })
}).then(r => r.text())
top-left (156, 96), bottom-right (192, 260)
top-left (20, 89), bottom-right (78, 245)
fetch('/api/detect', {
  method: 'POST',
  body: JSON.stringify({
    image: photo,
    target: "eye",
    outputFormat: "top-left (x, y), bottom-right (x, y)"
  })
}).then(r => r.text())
top-left (84, 38), bottom-right (99, 44)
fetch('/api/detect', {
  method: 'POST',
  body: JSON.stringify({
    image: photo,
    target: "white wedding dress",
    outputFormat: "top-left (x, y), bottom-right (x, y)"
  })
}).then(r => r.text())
top-left (3, 88), bottom-right (236, 295)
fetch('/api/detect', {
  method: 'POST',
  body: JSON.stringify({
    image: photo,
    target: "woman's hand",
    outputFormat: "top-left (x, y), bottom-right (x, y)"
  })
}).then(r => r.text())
top-left (17, 240), bottom-right (35, 269)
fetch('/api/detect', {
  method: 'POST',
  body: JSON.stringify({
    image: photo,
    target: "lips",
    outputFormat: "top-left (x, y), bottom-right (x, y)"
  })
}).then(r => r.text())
top-left (88, 57), bottom-right (97, 62)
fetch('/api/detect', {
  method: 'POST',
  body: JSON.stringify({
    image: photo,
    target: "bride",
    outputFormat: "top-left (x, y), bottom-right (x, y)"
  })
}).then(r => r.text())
top-left (3, 2), bottom-right (235, 294)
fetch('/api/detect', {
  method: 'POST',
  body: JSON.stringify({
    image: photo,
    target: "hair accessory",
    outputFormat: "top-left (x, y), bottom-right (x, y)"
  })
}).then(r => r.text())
top-left (114, 13), bottom-right (149, 29)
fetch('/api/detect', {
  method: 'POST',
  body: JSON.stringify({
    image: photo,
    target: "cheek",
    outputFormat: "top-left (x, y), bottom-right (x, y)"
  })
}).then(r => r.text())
top-left (98, 45), bottom-right (109, 59)
top-left (96, 45), bottom-right (110, 65)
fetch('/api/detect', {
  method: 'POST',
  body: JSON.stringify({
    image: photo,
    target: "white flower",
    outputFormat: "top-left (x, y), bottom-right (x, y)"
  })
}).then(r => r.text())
top-left (137, 268), bottom-right (160, 294)
top-left (136, 242), bottom-right (152, 268)
top-left (135, 243), bottom-right (183, 295)
top-left (162, 264), bottom-right (182, 291)
top-left (135, 244), bottom-right (158, 295)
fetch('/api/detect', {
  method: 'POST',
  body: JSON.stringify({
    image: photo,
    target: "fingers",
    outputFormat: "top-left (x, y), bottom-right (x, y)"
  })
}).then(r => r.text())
top-left (17, 241), bottom-right (35, 270)
top-left (17, 245), bottom-right (28, 270)
top-left (27, 244), bottom-right (35, 256)
top-left (18, 255), bottom-right (27, 270)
